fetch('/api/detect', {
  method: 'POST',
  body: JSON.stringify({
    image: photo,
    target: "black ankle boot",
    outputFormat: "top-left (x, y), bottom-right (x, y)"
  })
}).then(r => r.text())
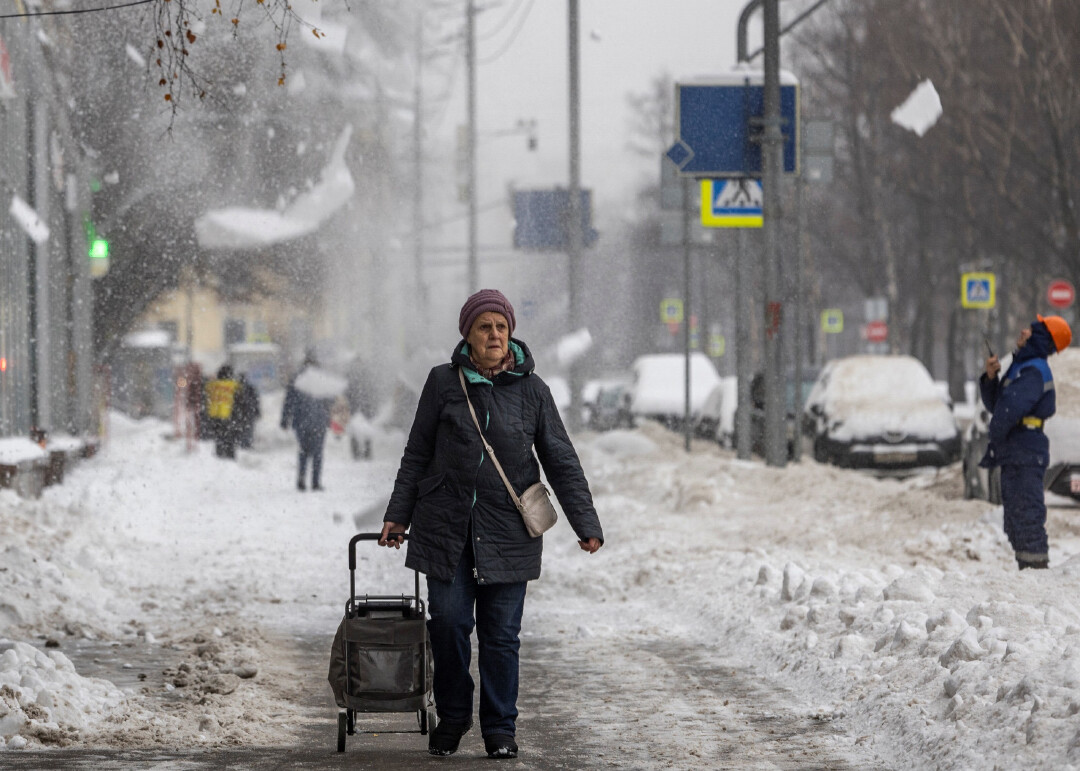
top-left (484, 733), bottom-right (518, 759)
top-left (428, 720), bottom-right (471, 756)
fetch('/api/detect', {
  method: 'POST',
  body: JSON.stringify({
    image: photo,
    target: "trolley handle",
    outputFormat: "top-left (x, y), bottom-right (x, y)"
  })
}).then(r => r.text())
top-left (348, 532), bottom-right (416, 608)
top-left (349, 532), bottom-right (408, 570)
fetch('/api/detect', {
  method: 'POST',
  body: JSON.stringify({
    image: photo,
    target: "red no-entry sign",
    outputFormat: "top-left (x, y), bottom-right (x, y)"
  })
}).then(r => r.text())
top-left (865, 320), bottom-right (888, 343)
top-left (1048, 280), bottom-right (1075, 309)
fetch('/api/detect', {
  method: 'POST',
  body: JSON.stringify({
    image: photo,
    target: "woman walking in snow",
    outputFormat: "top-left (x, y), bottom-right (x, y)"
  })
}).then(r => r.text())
top-left (379, 289), bottom-right (604, 759)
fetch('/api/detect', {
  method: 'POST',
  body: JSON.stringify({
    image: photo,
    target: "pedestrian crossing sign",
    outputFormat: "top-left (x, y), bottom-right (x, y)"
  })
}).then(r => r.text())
top-left (960, 272), bottom-right (996, 309)
top-left (821, 309), bottom-right (843, 334)
top-left (700, 179), bottom-right (763, 228)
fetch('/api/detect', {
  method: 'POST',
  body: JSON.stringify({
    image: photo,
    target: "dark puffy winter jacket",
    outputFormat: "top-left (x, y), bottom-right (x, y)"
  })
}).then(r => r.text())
top-left (979, 323), bottom-right (1057, 468)
top-left (384, 339), bottom-right (604, 584)
top-left (281, 372), bottom-right (332, 451)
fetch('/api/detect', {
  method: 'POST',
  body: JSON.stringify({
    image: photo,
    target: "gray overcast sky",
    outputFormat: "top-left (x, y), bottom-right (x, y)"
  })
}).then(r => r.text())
top-left (432, 0), bottom-right (757, 231)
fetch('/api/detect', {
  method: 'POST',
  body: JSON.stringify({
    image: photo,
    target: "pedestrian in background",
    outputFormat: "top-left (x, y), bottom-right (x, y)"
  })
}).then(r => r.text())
top-left (205, 365), bottom-right (239, 459)
top-left (281, 352), bottom-right (333, 491)
top-left (232, 373), bottom-right (261, 450)
top-left (980, 314), bottom-right (1072, 569)
top-left (379, 289), bottom-right (604, 759)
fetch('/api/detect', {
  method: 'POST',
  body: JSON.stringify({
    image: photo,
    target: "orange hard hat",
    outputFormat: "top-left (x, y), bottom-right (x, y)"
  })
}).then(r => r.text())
top-left (1037, 314), bottom-right (1073, 352)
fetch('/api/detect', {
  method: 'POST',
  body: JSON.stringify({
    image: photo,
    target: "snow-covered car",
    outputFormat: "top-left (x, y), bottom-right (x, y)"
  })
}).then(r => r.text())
top-left (694, 376), bottom-right (737, 445)
top-left (802, 355), bottom-right (960, 470)
top-left (586, 381), bottom-right (634, 432)
top-left (962, 347), bottom-right (1080, 503)
top-left (628, 352), bottom-right (721, 431)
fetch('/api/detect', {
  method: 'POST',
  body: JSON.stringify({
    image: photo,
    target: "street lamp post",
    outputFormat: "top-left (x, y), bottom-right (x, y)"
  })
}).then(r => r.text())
top-left (567, 0), bottom-right (584, 430)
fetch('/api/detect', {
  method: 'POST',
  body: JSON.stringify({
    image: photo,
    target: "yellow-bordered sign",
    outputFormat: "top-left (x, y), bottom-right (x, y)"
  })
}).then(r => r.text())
top-left (821, 309), bottom-right (843, 334)
top-left (700, 179), bottom-right (763, 228)
top-left (960, 272), bottom-right (996, 309)
top-left (660, 298), bottom-right (684, 324)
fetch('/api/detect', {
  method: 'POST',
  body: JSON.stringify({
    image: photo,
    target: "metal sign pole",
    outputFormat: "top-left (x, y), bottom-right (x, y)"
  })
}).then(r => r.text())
top-left (762, 0), bottom-right (786, 467)
top-left (683, 177), bottom-right (693, 452)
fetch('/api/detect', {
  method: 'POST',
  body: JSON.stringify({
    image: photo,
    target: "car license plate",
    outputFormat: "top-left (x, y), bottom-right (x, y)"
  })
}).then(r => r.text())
top-left (1071, 474), bottom-right (1080, 494)
top-left (874, 451), bottom-right (917, 464)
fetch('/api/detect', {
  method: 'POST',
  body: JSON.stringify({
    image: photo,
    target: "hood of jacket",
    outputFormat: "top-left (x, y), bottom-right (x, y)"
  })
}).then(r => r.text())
top-left (1015, 322), bottom-right (1056, 363)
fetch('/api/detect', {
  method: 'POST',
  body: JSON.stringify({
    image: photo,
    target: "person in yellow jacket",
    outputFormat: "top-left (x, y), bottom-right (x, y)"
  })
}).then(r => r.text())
top-left (205, 365), bottom-right (240, 459)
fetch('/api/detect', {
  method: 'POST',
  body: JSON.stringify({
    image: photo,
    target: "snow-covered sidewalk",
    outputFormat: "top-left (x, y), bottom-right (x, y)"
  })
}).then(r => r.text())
top-left (3, 407), bottom-right (1080, 767)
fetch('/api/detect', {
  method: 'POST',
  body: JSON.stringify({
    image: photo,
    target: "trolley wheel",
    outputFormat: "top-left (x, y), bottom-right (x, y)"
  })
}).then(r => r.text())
top-left (337, 712), bottom-right (347, 752)
top-left (419, 708), bottom-right (437, 735)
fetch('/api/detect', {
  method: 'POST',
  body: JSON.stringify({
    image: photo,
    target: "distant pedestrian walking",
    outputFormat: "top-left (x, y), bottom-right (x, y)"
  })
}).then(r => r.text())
top-left (232, 373), bottom-right (261, 450)
top-left (980, 314), bottom-right (1072, 569)
top-left (281, 352), bottom-right (341, 491)
top-left (205, 365), bottom-right (239, 459)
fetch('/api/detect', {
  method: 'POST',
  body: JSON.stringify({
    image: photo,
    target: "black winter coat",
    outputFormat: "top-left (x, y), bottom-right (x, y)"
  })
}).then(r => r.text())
top-left (384, 339), bottom-right (604, 584)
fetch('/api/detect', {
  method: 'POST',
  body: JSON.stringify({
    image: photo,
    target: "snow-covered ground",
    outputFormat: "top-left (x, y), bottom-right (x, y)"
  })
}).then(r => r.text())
top-left (3, 396), bottom-right (1080, 767)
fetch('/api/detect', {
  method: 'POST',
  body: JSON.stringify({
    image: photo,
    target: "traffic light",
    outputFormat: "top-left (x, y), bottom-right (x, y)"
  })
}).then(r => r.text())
top-left (89, 238), bottom-right (109, 260)
top-left (89, 236), bottom-right (109, 277)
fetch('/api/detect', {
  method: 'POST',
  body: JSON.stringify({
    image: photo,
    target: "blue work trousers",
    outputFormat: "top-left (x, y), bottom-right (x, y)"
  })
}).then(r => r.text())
top-left (426, 545), bottom-right (527, 737)
top-left (1000, 463), bottom-right (1049, 556)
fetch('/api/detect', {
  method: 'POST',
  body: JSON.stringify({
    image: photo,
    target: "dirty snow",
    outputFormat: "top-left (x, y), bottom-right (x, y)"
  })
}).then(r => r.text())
top-left (2, 389), bottom-right (1080, 767)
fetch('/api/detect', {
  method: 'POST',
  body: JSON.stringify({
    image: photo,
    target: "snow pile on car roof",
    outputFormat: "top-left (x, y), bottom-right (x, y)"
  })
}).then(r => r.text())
top-left (629, 353), bottom-right (720, 417)
top-left (806, 355), bottom-right (956, 441)
top-left (1052, 348), bottom-right (1080, 419)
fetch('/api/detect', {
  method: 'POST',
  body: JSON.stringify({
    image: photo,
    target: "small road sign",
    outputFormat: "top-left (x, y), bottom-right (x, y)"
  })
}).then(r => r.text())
top-left (865, 320), bottom-right (888, 343)
top-left (821, 309), bottom-right (843, 334)
top-left (660, 298), bottom-right (684, 324)
top-left (961, 272), bottom-right (996, 309)
top-left (708, 333), bottom-right (726, 358)
top-left (700, 179), bottom-right (763, 228)
top-left (1048, 279), bottom-right (1075, 309)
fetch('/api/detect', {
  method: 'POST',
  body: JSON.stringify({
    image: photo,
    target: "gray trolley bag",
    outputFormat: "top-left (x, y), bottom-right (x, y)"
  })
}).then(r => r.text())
top-left (328, 532), bottom-right (435, 752)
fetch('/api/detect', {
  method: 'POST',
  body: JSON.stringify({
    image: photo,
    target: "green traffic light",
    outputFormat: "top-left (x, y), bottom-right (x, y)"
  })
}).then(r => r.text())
top-left (89, 238), bottom-right (109, 260)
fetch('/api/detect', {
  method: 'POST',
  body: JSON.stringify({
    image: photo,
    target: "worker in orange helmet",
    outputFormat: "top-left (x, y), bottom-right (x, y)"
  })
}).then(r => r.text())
top-left (981, 314), bottom-right (1072, 569)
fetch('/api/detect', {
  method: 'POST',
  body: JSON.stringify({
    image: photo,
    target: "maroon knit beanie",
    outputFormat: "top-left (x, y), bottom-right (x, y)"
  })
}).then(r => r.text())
top-left (458, 289), bottom-right (516, 338)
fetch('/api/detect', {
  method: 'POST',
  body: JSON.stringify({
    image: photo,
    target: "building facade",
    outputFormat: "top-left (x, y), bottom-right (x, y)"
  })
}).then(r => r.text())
top-left (0, 12), bottom-right (95, 439)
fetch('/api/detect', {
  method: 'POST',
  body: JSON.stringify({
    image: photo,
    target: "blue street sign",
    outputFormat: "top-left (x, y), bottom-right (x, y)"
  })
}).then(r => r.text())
top-left (668, 71), bottom-right (800, 178)
top-left (513, 189), bottom-right (599, 251)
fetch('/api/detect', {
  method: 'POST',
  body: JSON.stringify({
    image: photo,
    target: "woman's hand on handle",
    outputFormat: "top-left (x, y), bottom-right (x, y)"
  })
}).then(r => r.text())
top-left (379, 521), bottom-right (407, 548)
top-left (578, 537), bottom-right (602, 554)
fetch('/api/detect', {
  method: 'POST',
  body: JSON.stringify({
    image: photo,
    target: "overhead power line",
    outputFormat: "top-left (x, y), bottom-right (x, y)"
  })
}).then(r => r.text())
top-left (0, 0), bottom-right (154, 19)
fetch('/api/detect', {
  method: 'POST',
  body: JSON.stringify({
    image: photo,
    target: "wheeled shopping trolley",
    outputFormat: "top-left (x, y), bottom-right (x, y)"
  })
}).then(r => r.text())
top-left (328, 533), bottom-right (435, 752)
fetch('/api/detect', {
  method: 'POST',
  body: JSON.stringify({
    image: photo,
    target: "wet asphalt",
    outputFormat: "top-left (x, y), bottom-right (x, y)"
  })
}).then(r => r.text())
top-left (3, 631), bottom-right (864, 770)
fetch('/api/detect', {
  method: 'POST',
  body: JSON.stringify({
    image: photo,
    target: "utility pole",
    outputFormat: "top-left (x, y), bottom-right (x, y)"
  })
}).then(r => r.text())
top-left (761, 0), bottom-right (786, 467)
top-left (567, 0), bottom-right (584, 430)
top-left (413, 8), bottom-right (428, 322)
top-left (466, 0), bottom-right (478, 293)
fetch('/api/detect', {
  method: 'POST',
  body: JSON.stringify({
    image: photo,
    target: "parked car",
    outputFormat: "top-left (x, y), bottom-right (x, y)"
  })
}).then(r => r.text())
top-left (694, 376), bottom-right (737, 445)
top-left (733, 371), bottom-right (818, 459)
top-left (963, 347), bottom-right (1080, 503)
top-left (802, 355), bottom-right (960, 470)
top-left (586, 381), bottom-right (634, 432)
top-left (628, 352), bottom-right (721, 431)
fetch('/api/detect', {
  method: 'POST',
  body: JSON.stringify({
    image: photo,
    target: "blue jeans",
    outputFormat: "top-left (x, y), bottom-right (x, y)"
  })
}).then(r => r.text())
top-left (426, 546), bottom-right (527, 737)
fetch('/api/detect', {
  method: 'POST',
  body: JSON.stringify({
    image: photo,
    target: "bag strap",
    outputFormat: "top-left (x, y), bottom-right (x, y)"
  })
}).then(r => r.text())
top-left (458, 368), bottom-right (524, 512)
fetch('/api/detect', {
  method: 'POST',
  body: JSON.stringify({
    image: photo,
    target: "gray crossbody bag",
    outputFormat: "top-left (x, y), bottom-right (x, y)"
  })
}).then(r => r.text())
top-left (458, 367), bottom-right (558, 538)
